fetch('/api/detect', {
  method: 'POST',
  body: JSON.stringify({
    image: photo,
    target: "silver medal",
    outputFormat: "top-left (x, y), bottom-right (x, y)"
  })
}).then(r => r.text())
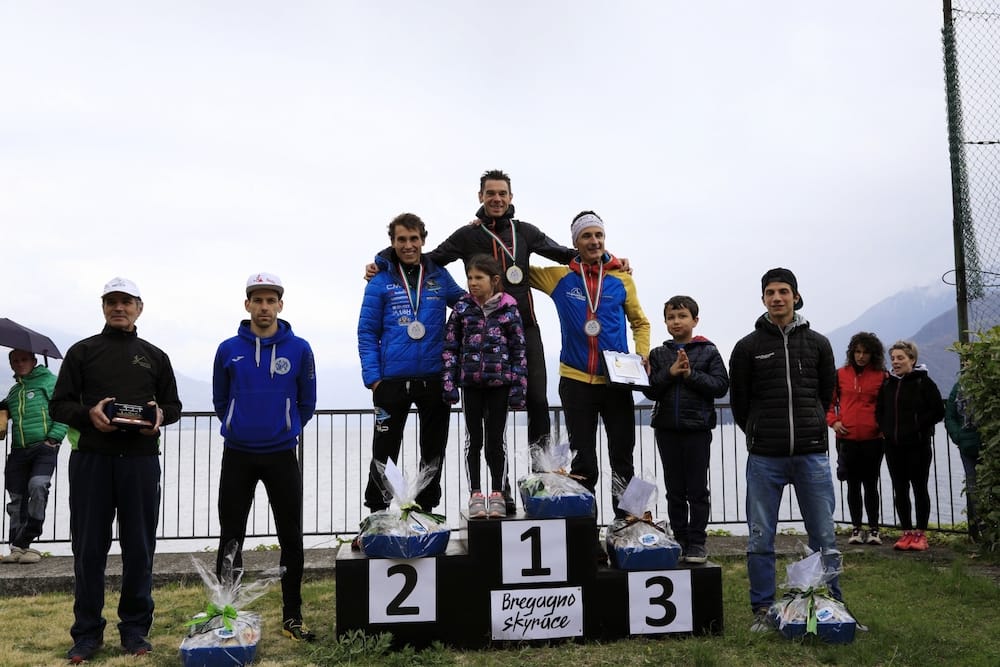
top-left (584, 319), bottom-right (602, 337)
top-left (407, 321), bottom-right (426, 339)
top-left (505, 265), bottom-right (524, 284)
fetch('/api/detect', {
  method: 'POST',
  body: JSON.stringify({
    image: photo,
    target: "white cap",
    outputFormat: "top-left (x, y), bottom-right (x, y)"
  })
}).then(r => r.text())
top-left (246, 272), bottom-right (284, 298)
top-left (102, 277), bottom-right (142, 299)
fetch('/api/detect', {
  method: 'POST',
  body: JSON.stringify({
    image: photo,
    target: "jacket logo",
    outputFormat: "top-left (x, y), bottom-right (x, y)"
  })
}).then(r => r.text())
top-left (565, 287), bottom-right (588, 302)
top-left (754, 352), bottom-right (775, 360)
top-left (132, 355), bottom-right (152, 369)
top-left (231, 356), bottom-right (244, 362)
top-left (425, 279), bottom-right (442, 292)
top-left (273, 357), bottom-right (291, 375)
top-left (26, 391), bottom-right (36, 400)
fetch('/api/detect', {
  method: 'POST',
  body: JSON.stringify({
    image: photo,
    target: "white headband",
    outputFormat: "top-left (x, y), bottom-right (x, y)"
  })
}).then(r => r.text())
top-left (571, 213), bottom-right (604, 244)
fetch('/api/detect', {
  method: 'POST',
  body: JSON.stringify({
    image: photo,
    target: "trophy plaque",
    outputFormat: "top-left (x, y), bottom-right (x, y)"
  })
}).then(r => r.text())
top-left (104, 402), bottom-right (156, 430)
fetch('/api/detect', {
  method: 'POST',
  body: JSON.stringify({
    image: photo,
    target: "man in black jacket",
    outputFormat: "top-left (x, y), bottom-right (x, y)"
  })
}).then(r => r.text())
top-left (51, 277), bottom-right (181, 663)
top-left (728, 268), bottom-right (840, 633)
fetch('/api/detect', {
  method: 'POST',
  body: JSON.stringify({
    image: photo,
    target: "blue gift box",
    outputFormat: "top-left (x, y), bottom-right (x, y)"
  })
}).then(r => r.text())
top-left (770, 605), bottom-right (856, 644)
top-left (361, 529), bottom-right (450, 559)
top-left (180, 642), bottom-right (257, 667)
top-left (179, 613), bottom-right (260, 667)
top-left (519, 487), bottom-right (595, 518)
top-left (607, 535), bottom-right (681, 571)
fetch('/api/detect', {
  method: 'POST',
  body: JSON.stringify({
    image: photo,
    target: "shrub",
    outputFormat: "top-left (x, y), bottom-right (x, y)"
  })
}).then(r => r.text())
top-left (951, 325), bottom-right (1000, 551)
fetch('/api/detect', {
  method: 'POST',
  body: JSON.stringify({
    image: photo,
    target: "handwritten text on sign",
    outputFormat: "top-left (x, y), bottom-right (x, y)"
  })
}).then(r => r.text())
top-left (490, 586), bottom-right (584, 640)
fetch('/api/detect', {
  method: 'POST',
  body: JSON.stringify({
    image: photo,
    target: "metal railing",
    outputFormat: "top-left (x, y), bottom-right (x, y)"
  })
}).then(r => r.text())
top-left (1, 404), bottom-right (972, 552)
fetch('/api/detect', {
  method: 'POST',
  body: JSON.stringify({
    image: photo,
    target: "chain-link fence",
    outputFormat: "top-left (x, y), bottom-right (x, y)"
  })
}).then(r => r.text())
top-left (943, 1), bottom-right (1000, 339)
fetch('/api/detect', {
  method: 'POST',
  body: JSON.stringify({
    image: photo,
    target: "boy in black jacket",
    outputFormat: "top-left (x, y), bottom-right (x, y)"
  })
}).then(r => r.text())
top-left (643, 296), bottom-right (729, 563)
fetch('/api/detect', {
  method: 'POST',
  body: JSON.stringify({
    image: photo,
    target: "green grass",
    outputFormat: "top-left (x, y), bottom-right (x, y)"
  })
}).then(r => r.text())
top-left (2, 552), bottom-right (998, 666)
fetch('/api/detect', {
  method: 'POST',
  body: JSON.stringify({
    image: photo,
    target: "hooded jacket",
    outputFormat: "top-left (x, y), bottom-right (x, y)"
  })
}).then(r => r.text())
top-left (441, 291), bottom-right (527, 407)
top-left (529, 255), bottom-right (650, 385)
top-left (3, 364), bottom-right (68, 447)
top-left (213, 318), bottom-right (316, 454)
top-left (50, 325), bottom-right (182, 456)
top-left (875, 365), bottom-right (944, 447)
top-left (643, 336), bottom-right (730, 431)
top-left (826, 363), bottom-right (886, 442)
top-left (729, 313), bottom-right (835, 457)
top-left (945, 380), bottom-right (981, 459)
top-left (358, 253), bottom-right (465, 387)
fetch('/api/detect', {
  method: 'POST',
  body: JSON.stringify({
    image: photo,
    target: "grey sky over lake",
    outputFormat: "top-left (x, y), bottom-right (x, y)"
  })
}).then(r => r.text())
top-left (1, 2), bottom-right (956, 408)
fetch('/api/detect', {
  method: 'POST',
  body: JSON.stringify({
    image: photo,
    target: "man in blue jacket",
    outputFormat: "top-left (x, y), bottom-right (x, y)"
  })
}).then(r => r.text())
top-left (213, 272), bottom-right (318, 641)
top-left (357, 213), bottom-right (465, 518)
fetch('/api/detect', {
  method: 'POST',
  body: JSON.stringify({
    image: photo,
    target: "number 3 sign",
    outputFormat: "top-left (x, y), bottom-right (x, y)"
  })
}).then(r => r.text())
top-left (627, 570), bottom-right (693, 634)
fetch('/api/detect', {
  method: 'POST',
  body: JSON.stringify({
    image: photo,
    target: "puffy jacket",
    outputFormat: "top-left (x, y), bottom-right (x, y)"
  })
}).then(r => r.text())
top-left (945, 381), bottom-right (981, 459)
top-left (3, 364), bottom-right (68, 447)
top-left (213, 319), bottom-right (316, 454)
top-left (729, 314), bottom-right (835, 456)
top-left (642, 336), bottom-right (729, 431)
top-left (442, 292), bottom-right (527, 408)
top-left (358, 254), bottom-right (465, 387)
top-left (529, 256), bottom-right (650, 385)
top-left (876, 366), bottom-right (944, 447)
top-left (826, 364), bottom-right (886, 442)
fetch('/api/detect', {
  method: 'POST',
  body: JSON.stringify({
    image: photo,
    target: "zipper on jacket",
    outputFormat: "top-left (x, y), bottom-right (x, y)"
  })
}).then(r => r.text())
top-left (782, 328), bottom-right (795, 456)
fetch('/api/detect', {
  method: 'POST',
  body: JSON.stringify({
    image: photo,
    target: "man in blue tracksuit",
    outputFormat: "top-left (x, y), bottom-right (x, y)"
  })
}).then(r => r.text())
top-left (213, 272), bottom-right (318, 641)
top-left (357, 213), bottom-right (465, 515)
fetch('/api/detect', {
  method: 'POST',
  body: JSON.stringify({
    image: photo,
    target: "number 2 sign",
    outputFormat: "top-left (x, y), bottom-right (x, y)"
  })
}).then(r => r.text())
top-left (368, 559), bottom-right (437, 624)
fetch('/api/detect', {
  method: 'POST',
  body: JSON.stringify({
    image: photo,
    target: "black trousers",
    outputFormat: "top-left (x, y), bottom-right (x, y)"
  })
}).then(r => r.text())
top-left (217, 448), bottom-right (304, 621)
top-left (4, 442), bottom-right (59, 548)
top-left (69, 450), bottom-right (160, 643)
top-left (883, 438), bottom-right (932, 530)
top-left (654, 429), bottom-right (712, 550)
top-left (839, 438), bottom-right (884, 529)
top-left (558, 377), bottom-right (635, 519)
top-left (365, 378), bottom-right (450, 512)
top-left (462, 385), bottom-right (511, 496)
top-left (524, 325), bottom-right (551, 447)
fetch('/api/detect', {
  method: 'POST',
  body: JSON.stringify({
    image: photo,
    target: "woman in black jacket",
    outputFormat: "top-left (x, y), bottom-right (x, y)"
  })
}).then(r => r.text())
top-left (875, 340), bottom-right (945, 552)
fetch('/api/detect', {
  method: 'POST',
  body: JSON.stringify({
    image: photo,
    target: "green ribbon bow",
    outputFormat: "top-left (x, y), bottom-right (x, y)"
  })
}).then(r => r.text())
top-left (781, 585), bottom-right (831, 635)
top-left (185, 602), bottom-right (239, 633)
top-left (398, 502), bottom-right (446, 525)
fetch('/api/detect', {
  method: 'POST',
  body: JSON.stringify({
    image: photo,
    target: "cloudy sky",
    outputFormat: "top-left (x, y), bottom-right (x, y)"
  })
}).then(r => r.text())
top-left (0, 2), bottom-right (956, 408)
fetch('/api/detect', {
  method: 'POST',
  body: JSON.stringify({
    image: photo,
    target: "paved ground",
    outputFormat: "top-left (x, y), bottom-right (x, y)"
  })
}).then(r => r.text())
top-left (0, 532), bottom-right (969, 597)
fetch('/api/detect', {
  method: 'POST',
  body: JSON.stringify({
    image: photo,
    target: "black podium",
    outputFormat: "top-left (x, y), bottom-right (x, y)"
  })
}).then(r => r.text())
top-left (336, 512), bottom-right (723, 647)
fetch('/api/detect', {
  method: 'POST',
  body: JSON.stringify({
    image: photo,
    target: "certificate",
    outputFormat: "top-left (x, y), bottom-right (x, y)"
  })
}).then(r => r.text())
top-left (603, 350), bottom-right (649, 387)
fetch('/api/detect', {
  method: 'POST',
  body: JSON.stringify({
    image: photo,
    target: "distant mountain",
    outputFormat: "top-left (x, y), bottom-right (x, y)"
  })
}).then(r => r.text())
top-left (176, 373), bottom-right (213, 412)
top-left (825, 284), bottom-right (954, 365)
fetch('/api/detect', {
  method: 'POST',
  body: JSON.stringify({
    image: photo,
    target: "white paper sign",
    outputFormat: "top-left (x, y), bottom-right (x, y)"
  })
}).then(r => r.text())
top-left (490, 586), bottom-right (584, 640)
top-left (368, 558), bottom-right (436, 624)
top-left (618, 476), bottom-right (657, 518)
top-left (627, 570), bottom-right (693, 634)
top-left (500, 520), bottom-right (567, 584)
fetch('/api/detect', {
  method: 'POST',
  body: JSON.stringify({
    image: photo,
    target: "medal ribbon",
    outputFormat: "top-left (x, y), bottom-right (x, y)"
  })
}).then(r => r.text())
top-left (396, 261), bottom-right (424, 321)
top-left (480, 221), bottom-right (518, 269)
top-left (578, 261), bottom-right (604, 321)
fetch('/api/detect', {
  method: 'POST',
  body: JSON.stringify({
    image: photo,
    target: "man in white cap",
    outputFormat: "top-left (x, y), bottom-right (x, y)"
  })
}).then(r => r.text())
top-left (51, 277), bottom-right (181, 663)
top-left (212, 272), bottom-right (318, 641)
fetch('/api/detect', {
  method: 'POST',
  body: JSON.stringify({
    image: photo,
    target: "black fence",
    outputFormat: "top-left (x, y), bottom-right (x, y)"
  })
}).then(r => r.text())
top-left (1, 405), bottom-right (972, 552)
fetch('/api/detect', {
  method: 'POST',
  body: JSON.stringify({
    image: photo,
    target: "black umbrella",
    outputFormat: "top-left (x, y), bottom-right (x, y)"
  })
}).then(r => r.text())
top-left (0, 318), bottom-right (63, 364)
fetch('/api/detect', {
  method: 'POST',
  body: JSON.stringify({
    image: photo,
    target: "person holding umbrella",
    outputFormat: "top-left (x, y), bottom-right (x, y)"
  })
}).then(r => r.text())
top-left (1, 349), bottom-right (68, 564)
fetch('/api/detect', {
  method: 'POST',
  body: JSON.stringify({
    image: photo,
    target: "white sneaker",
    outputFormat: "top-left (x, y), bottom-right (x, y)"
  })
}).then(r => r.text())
top-left (468, 492), bottom-right (487, 519)
top-left (1, 547), bottom-right (24, 564)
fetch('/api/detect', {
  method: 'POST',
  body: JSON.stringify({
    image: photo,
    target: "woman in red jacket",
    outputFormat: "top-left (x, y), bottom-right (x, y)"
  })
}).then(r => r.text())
top-left (827, 332), bottom-right (887, 545)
